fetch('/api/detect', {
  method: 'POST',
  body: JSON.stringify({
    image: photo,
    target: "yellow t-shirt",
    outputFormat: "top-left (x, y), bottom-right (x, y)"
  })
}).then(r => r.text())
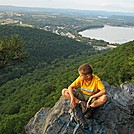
top-left (70, 74), bottom-right (105, 96)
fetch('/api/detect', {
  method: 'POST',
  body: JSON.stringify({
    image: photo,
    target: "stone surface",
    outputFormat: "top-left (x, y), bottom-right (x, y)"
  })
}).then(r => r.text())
top-left (24, 82), bottom-right (134, 134)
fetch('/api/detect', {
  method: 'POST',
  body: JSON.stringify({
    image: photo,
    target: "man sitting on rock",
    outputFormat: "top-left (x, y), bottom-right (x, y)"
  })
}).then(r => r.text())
top-left (62, 63), bottom-right (108, 119)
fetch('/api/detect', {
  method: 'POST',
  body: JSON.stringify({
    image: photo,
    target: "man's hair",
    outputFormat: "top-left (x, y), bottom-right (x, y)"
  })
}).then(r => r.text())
top-left (78, 63), bottom-right (93, 75)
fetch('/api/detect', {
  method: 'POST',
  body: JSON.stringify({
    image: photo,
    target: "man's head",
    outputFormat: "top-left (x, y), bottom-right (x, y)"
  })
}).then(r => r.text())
top-left (78, 63), bottom-right (93, 80)
top-left (78, 63), bottom-right (93, 75)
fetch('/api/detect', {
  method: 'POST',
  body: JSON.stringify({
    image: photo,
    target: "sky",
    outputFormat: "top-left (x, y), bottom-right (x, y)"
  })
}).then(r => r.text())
top-left (0, 0), bottom-right (134, 13)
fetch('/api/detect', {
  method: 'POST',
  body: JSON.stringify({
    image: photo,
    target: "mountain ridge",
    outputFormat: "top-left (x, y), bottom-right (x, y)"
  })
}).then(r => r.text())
top-left (0, 5), bottom-right (134, 16)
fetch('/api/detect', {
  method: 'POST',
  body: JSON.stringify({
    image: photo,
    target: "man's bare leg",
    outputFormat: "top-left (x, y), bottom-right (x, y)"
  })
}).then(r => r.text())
top-left (90, 95), bottom-right (107, 108)
top-left (62, 88), bottom-right (107, 109)
top-left (62, 88), bottom-right (80, 104)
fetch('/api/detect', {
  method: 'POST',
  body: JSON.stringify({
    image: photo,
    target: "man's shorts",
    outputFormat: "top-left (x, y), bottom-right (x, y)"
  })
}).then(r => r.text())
top-left (74, 89), bottom-right (96, 103)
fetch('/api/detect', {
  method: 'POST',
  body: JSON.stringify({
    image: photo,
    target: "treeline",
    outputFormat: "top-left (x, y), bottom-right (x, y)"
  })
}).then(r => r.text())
top-left (0, 25), bottom-right (133, 134)
top-left (76, 24), bottom-right (104, 32)
top-left (109, 15), bottom-right (134, 26)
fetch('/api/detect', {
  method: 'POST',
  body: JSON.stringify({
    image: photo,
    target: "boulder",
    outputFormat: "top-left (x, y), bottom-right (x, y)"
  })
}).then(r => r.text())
top-left (24, 82), bottom-right (134, 134)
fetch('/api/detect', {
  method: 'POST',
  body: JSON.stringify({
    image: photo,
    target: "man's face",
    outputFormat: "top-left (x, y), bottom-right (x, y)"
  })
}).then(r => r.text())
top-left (79, 71), bottom-right (88, 80)
top-left (79, 71), bottom-right (92, 81)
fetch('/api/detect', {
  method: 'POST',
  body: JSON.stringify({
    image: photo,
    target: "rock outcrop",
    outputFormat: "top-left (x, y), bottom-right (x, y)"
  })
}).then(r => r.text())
top-left (24, 82), bottom-right (134, 134)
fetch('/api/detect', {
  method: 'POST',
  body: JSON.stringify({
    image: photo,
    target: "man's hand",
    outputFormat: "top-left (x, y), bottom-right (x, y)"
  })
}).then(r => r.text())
top-left (87, 96), bottom-right (93, 108)
top-left (70, 98), bottom-right (76, 109)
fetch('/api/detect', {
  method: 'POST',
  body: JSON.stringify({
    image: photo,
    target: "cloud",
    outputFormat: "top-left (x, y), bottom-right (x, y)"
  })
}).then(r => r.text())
top-left (0, 0), bottom-right (134, 13)
top-left (100, 3), bottom-right (108, 6)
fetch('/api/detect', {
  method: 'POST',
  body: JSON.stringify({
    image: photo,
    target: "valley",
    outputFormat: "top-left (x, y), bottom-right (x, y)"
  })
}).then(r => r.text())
top-left (0, 6), bottom-right (134, 134)
top-left (1, 6), bottom-right (134, 50)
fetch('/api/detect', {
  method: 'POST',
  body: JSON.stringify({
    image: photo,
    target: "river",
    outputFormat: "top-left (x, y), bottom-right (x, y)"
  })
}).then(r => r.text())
top-left (79, 25), bottom-right (134, 44)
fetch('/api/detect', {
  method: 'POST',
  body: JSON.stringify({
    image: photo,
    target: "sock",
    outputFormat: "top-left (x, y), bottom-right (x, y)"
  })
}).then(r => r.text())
top-left (79, 101), bottom-right (81, 104)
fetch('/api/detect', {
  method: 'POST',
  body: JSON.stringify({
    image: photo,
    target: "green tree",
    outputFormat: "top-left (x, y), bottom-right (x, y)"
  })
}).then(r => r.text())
top-left (0, 35), bottom-right (27, 69)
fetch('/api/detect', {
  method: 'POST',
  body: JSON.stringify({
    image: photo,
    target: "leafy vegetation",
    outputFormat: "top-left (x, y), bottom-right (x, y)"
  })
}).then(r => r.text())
top-left (0, 25), bottom-right (133, 134)
top-left (86, 41), bottom-right (134, 85)
top-left (0, 25), bottom-right (96, 86)
top-left (0, 35), bottom-right (27, 69)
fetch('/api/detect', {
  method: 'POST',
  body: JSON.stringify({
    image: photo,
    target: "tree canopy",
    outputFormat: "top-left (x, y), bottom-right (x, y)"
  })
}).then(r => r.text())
top-left (0, 35), bottom-right (26, 69)
top-left (0, 25), bottom-right (133, 134)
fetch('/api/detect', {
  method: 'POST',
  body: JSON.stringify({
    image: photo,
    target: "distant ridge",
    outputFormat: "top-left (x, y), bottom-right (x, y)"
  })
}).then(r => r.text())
top-left (0, 5), bottom-right (134, 17)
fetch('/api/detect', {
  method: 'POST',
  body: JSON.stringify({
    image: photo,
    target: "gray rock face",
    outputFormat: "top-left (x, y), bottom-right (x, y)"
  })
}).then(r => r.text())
top-left (24, 82), bottom-right (134, 134)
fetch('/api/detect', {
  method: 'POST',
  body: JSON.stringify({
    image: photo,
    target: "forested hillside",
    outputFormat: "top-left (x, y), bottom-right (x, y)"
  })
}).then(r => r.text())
top-left (0, 25), bottom-right (98, 134)
top-left (0, 25), bottom-right (96, 86)
top-left (83, 41), bottom-right (134, 85)
top-left (0, 25), bottom-right (133, 134)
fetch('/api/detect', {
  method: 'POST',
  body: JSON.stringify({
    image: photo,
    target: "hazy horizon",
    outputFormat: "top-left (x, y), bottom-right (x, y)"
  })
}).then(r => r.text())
top-left (0, 0), bottom-right (134, 14)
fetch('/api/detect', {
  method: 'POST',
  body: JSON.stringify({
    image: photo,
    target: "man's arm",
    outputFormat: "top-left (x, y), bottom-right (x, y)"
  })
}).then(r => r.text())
top-left (68, 85), bottom-right (75, 99)
top-left (68, 77), bottom-right (80, 109)
top-left (68, 85), bottom-right (77, 109)
top-left (91, 88), bottom-right (106, 98)
top-left (91, 78), bottom-right (106, 99)
top-left (87, 88), bottom-right (106, 107)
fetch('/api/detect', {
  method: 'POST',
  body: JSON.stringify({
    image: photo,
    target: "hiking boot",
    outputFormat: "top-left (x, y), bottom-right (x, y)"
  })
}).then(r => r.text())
top-left (84, 106), bottom-right (94, 119)
top-left (78, 101), bottom-right (87, 114)
top-left (73, 105), bottom-right (89, 130)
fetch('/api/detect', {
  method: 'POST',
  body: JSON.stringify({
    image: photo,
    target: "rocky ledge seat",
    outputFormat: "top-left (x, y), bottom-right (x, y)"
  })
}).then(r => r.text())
top-left (24, 82), bottom-right (134, 134)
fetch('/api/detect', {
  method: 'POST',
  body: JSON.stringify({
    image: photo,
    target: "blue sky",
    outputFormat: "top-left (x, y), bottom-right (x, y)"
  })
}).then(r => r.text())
top-left (0, 0), bottom-right (134, 13)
